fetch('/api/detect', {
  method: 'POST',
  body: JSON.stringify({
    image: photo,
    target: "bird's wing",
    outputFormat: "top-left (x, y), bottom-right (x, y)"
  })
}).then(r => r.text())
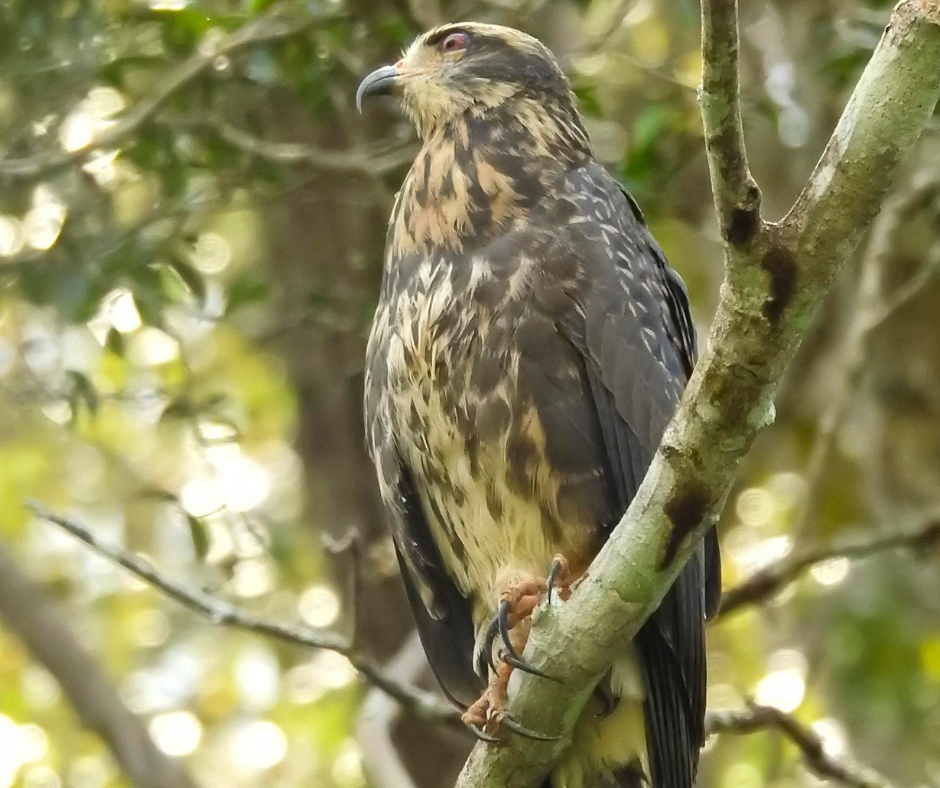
top-left (551, 164), bottom-right (721, 788)
top-left (615, 185), bottom-right (722, 621)
top-left (372, 442), bottom-right (482, 709)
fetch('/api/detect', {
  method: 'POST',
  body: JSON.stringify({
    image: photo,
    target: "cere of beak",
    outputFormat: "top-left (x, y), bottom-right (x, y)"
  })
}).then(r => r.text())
top-left (356, 64), bottom-right (402, 113)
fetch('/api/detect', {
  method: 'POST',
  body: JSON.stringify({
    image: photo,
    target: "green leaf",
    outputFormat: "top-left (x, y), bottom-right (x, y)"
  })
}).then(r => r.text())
top-left (573, 83), bottom-right (603, 118)
top-left (137, 487), bottom-right (178, 503)
top-left (632, 104), bottom-right (679, 154)
top-left (160, 397), bottom-right (193, 423)
top-left (187, 514), bottom-right (210, 563)
top-left (165, 254), bottom-right (208, 308)
top-left (105, 328), bottom-right (125, 357)
top-left (225, 273), bottom-right (269, 315)
top-left (135, 294), bottom-right (165, 328)
top-left (248, 0), bottom-right (279, 16)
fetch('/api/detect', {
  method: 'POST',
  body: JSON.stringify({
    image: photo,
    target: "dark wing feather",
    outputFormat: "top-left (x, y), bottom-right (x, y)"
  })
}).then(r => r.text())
top-left (383, 451), bottom-right (482, 709)
top-left (620, 184), bottom-right (722, 620)
top-left (558, 164), bottom-right (720, 788)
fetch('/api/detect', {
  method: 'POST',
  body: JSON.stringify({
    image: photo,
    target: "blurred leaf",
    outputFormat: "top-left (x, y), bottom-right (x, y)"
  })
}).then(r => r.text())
top-left (187, 514), bottom-right (210, 562)
top-left (165, 253), bottom-right (208, 308)
top-left (66, 371), bottom-right (99, 418)
top-left (248, 0), bottom-right (279, 15)
top-left (225, 272), bottom-right (269, 314)
top-left (573, 83), bottom-right (603, 118)
top-left (375, 13), bottom-right (413, 46)
top-left (105, 327), bottom-right (125, 357)
top-left (161, 397), bottom-right (194, 423)
top-left (633, 104), bottom-right (681, 153)
top-left (138, 487), bottom-right (178, 503)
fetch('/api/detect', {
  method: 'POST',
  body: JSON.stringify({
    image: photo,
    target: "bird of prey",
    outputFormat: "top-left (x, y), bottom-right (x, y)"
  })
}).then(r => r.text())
top-left (359, 23), bottom-right (721, 788)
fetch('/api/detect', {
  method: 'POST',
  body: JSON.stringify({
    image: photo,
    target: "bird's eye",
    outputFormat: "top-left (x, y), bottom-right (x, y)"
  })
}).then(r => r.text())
top-left (440, 31), bottom-right (468, 53)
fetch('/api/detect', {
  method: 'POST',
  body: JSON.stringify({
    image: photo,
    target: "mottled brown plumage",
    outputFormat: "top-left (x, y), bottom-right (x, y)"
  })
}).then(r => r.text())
top-left (360, 23), bottom-right (720, 788)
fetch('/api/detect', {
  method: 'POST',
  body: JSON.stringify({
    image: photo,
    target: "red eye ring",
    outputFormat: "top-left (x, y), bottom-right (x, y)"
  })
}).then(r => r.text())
top-left (440, 31), bottom-right (468, 53)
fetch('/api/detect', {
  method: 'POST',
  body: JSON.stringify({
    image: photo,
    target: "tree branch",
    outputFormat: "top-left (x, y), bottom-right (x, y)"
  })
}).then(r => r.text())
top-left (718, 518), bottom-right (940, 617)
top-left (0, 8), bottom-right (316, 182)
top-left (0, 539), bottom-right (201, 788)
top-left (455, 3), bottom-right (940, 786)
top-left (356, 633), bottom-right (427, 788)
top-left (706, 704), bottom-right (895, 788)
top-left (700, 0), bottom-right (762, 247)
top-left (25, 500), bottom-right (458, 724)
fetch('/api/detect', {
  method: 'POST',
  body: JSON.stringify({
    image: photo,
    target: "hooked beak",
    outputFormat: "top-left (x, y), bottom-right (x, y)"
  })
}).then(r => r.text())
top-left (356, 64), bottom-right (402, 113)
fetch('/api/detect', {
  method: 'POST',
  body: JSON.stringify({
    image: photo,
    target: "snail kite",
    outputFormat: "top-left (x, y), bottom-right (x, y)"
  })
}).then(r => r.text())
top-left (359, 22), bottom-right (721, 788)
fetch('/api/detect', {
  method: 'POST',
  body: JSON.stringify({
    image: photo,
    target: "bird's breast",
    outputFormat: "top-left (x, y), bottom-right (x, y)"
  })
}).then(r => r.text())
top-left (376, 259), bottom-right (595, 620)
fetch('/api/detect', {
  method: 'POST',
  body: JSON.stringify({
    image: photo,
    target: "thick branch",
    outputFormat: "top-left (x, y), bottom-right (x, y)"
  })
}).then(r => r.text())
top-left (456, 3), bottom-right (940, 786)
top-left (0, 540), bottom-right (200, 788)
top-left (0, 8), bottom-right (315, 181)
top-left (706, 705), bottom-right (894, 788)
top-left (718, 518), bottom-right (940, 617)
top-left (700, 0), bottom-right (762, 247)
top-left (25, 501), bottom-right (457, 724)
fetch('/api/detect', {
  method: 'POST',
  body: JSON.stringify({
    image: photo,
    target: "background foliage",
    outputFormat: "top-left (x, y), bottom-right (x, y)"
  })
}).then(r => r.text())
top-left (0, 1), bottom-right (938, 787)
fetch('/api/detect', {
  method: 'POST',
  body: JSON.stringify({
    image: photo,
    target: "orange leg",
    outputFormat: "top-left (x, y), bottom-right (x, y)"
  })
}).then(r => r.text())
top-left (461, 661), bottom-right (558, 741)
top-left (461, 661), bottom-right (512, 731)
top-left (463, 555), bottom-right (576, 741)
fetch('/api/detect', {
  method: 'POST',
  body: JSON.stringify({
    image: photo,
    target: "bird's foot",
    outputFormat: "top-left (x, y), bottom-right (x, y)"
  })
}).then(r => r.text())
top-left (476, 555), bottom-right (573, 681)
top-left (462, 662), bottom-right (559, 742)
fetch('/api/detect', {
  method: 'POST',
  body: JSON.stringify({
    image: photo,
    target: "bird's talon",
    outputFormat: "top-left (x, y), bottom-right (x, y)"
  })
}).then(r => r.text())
top-left (502, 715), bottom-right (561, 741)
top-left (466, 723), bottom-right (502, 743)
top-left (501, 651), bottom-right (562, 682)
top-left (497, 599), bottom-right (521, 661)
top-left (547, 553), bottom-right (572, 604)
top-left (478, 614), bottom-right (501, 678)
top-left (479, 561), bottom-right (574, 680)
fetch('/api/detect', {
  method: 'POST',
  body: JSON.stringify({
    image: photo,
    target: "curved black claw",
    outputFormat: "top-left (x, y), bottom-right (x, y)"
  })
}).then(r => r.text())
top-left (498, 599), bottom-right (521, 661)
top-left (502, 715), bottom-right (561, 741)
top-left (501, 652), bottom-right (562, 683)
top-left (467, 723), bottom-right (501, 743)
top-left (546, 556), bottom-right (565, 605)
top-left (477, 615), bottom-right (501, 678)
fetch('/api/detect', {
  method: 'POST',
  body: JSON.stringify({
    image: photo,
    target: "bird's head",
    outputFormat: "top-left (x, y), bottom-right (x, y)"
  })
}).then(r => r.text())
top-left (357, 23), bottom-right (576, 139)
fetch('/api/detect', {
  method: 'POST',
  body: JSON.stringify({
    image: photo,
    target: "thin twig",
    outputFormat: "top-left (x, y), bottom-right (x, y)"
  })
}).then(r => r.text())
top-left (706, 703), bottom-right (895, 788)
top-left (865, 246), bottom-right (940, 330)
top-left (700, 0), bottom-right (763, 247)
top-left (323, 527), bottom-right (365, 649)
top-left (356, 633), bottom-right (428, 788)
top-left (162, 116), bottom-right (416, 175)
top-left (718, 518), bottom-right (940, 618)
top-left (0, 8), bottom-right (316, 181)
top-left (25, 500), bottom-right (458, 723)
